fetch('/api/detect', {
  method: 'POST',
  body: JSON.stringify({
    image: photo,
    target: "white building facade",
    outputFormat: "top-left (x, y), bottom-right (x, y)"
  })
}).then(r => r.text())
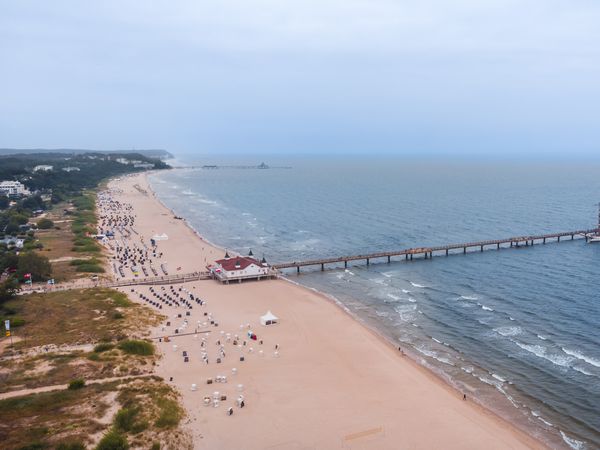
top-left (210, 256), bottom-right (274, 283)
top-left (0, 181), bottom-right (30, 196)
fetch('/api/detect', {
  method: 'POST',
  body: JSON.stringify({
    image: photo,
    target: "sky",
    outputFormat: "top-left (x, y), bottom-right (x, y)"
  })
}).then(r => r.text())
top-left (1, 0), bottom-right (599, 157)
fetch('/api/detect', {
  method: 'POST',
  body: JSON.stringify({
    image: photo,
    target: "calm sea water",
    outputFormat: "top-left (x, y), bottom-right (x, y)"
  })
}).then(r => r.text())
top-left (150, 157), bottom-right (600, 449)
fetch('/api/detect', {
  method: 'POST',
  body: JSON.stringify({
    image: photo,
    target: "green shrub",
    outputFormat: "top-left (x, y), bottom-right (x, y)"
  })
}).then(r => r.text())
top-left (118, 340), bottom-right (154, 356)
top-left (96, 429), bottom-right (128, 450)
top-left (112, 311), bottom-right (124, 320)
top-left (114, 406), bottom-right (139, 432)
top-left (150, 443), bottom-right (160, 450)
top-left (155, 398), bottom-right (182, 428)
top-left (93, 342), bottom-right (114, 353)
top-left (87, 352), bottom-right (100, 361)
top-left (36, 218), bottom-right (54, 229)
top-left (67, 379), bottom-right (85, 390)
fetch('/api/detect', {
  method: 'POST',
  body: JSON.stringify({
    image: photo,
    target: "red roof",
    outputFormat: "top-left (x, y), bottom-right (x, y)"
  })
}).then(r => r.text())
top-left (215, 256), bottom-right (260, 272)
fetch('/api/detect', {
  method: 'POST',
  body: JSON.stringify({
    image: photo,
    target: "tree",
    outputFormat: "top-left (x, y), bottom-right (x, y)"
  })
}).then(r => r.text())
top-left (17, 251), bottom-right (52, 281)
top-left (37, 218), bottom-right (54, 229)
top-left (0, 196), bottom-right (8, 210)
top-left (0, 252), bottom-right (19, 272)
top-left (4, 221), bottom-right (20, 236)
top-left (0, 277), bottom-right (18, 305)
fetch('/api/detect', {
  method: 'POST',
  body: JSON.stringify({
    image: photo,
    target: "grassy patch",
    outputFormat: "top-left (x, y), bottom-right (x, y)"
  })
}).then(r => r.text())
top-left (118, 340), bottom-right (154, 356)
top-left (0, 288), bottom-right (161, 352)
top-left (0, 382), bottom-right (115, 449)
top-left (96, 429), bottom-right (129, 450)
top-left (0, 377), bottom-right (188, 450)
top-left (68, 378), bottom-right (85, 390)
top-left (93, 342), bottom-right (114, 353)
top-left (155, 397), bottom-right (182, 428)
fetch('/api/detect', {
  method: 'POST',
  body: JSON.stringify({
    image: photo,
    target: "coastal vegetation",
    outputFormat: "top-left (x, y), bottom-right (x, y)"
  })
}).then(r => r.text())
top-left (0, 288), bottom-right (159, 352)
top-left (0, 377), bottom-right (188, 450)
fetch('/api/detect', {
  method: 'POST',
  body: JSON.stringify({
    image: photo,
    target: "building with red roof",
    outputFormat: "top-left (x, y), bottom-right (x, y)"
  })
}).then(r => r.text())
top-left (210, 251), bottom-right (275, 283)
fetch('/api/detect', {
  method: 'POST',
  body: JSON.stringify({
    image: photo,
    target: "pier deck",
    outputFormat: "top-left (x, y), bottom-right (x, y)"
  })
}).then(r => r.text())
top-left (273, 228), bottom-right (599, 272)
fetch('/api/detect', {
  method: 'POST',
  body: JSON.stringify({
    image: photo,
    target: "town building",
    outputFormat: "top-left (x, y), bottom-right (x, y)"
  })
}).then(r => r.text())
top-left (133, 162), bottom-right (155, 169)
top-left (33, 165), bottom-right (53, 172)
top-left (62, 166), bottom-right (80, 172)
top-left (0, 180), bottom-right (30, 197)
top-left (210, 253), bottom-right (275, 283)
top-left (0, 237), bottom-right (24, 249)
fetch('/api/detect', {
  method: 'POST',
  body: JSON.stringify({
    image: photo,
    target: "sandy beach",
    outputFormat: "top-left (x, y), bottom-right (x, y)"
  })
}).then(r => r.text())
top-left (103, 172), bottom-right (546, 449)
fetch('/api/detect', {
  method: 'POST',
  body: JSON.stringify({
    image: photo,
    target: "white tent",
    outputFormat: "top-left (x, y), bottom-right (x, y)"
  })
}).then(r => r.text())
top-left (260, 311), bottom-right (279, 326)
top-left (152, 233), bottom-right (169, 241)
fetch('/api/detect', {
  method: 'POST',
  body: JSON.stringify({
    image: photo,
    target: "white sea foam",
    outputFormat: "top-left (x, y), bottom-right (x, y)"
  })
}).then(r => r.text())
top-left (509, 316), bottom-right (515, 321)
top-left (494, 326), bottom-right (522, 337)
top-left (572, 366), bottom-right (595, 377)
top-left (386, 293), bottom-right (401, 301)
top-left (344, 269), bottom-right (355, 276)
top-left (460, 295), bottom-right (478, 300)
top-left (537, 334), bottom-right (547, 340)
top-left (381, 272), bottom-right (393, 278)
top-left (461, 366), bottom-right (474, 374)
top-left (375, 310), bottom-right (390, 318)
top-left (492, 373), bottom-right (506, 383)
top-left (481, 305), bottom-right (494, 312)
top-left (401, 289), bottom-right (411, 294)
top-left (415, 346), bottom-right (455, 366)
top-left (562, 348), bottom-right (600, 368)
top-left (475, 375), bottom-right (501, 388)
top-left (410, 282), bottom-right (426, 288)
top-left (560, 431), bottom-right (585, 450)
top-left (431, 337), bottom-right (442, 344)
top-left (407, 297), bottom-right (417, 303)
top-left (515, 342), bottom-right (572, 368)
top-left (531, 410), bottom-right (554, 426)
top-left (197, 198), bottom-right (218, 205)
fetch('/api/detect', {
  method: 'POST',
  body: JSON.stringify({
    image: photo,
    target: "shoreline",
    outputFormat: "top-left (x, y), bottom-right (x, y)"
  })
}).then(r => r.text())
top-left (145, 170), bottom-right (559, 446)
top-left (109, 171), bottom-right (548, 449)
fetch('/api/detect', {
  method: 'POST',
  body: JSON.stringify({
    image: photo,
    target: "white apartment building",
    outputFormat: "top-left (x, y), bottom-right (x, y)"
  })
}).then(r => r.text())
top-left (0, 181), bottom-right (30, 197)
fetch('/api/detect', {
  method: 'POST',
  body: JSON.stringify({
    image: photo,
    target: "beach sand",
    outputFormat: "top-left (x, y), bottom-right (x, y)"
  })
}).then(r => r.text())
top-left (107, 173), bottom-right (545, 449)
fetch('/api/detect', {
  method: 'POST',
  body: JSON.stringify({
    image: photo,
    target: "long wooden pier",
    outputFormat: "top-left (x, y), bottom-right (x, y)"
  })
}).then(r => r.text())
top-left (273, 228), bottom-right (599, 273)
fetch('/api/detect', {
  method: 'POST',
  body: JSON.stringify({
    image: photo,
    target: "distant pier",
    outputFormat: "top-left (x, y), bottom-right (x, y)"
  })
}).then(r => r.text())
top-left (172, 163), bottom-right (292, 170)
top-left (273, 228), bottom-right (599, 273)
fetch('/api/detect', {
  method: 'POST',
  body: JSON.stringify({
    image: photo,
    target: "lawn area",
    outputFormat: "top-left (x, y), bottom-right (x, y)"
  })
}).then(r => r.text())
top-left (35, 193), bottom-right (108, 282)
top-left (0, 377), bottom-right (191, 450)
top-left (0, 288), bottom-right (163, 352)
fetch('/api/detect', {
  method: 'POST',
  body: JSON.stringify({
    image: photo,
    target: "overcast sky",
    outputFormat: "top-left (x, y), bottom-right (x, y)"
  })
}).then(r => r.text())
top-left (1, 1), bottom-right (599, 157)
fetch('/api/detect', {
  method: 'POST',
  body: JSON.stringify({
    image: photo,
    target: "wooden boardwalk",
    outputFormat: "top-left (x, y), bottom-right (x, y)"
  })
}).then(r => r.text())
top-left (22, 271), bottom-right (212, 293)
top-left (273, 228), bottom-right (599, 272)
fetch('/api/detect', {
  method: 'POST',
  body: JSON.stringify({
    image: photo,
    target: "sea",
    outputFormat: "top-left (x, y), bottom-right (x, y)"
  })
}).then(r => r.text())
top-left (149, 156), bottom-right (600, 449)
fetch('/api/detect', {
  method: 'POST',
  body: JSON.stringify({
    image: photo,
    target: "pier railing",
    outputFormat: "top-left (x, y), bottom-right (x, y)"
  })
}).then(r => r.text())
top-left (273, 228), bottom-right (599, 272)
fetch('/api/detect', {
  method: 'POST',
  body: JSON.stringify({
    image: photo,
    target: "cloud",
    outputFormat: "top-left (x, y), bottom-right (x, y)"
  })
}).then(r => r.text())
top-left (1, 0), bottom-right (599, 154)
